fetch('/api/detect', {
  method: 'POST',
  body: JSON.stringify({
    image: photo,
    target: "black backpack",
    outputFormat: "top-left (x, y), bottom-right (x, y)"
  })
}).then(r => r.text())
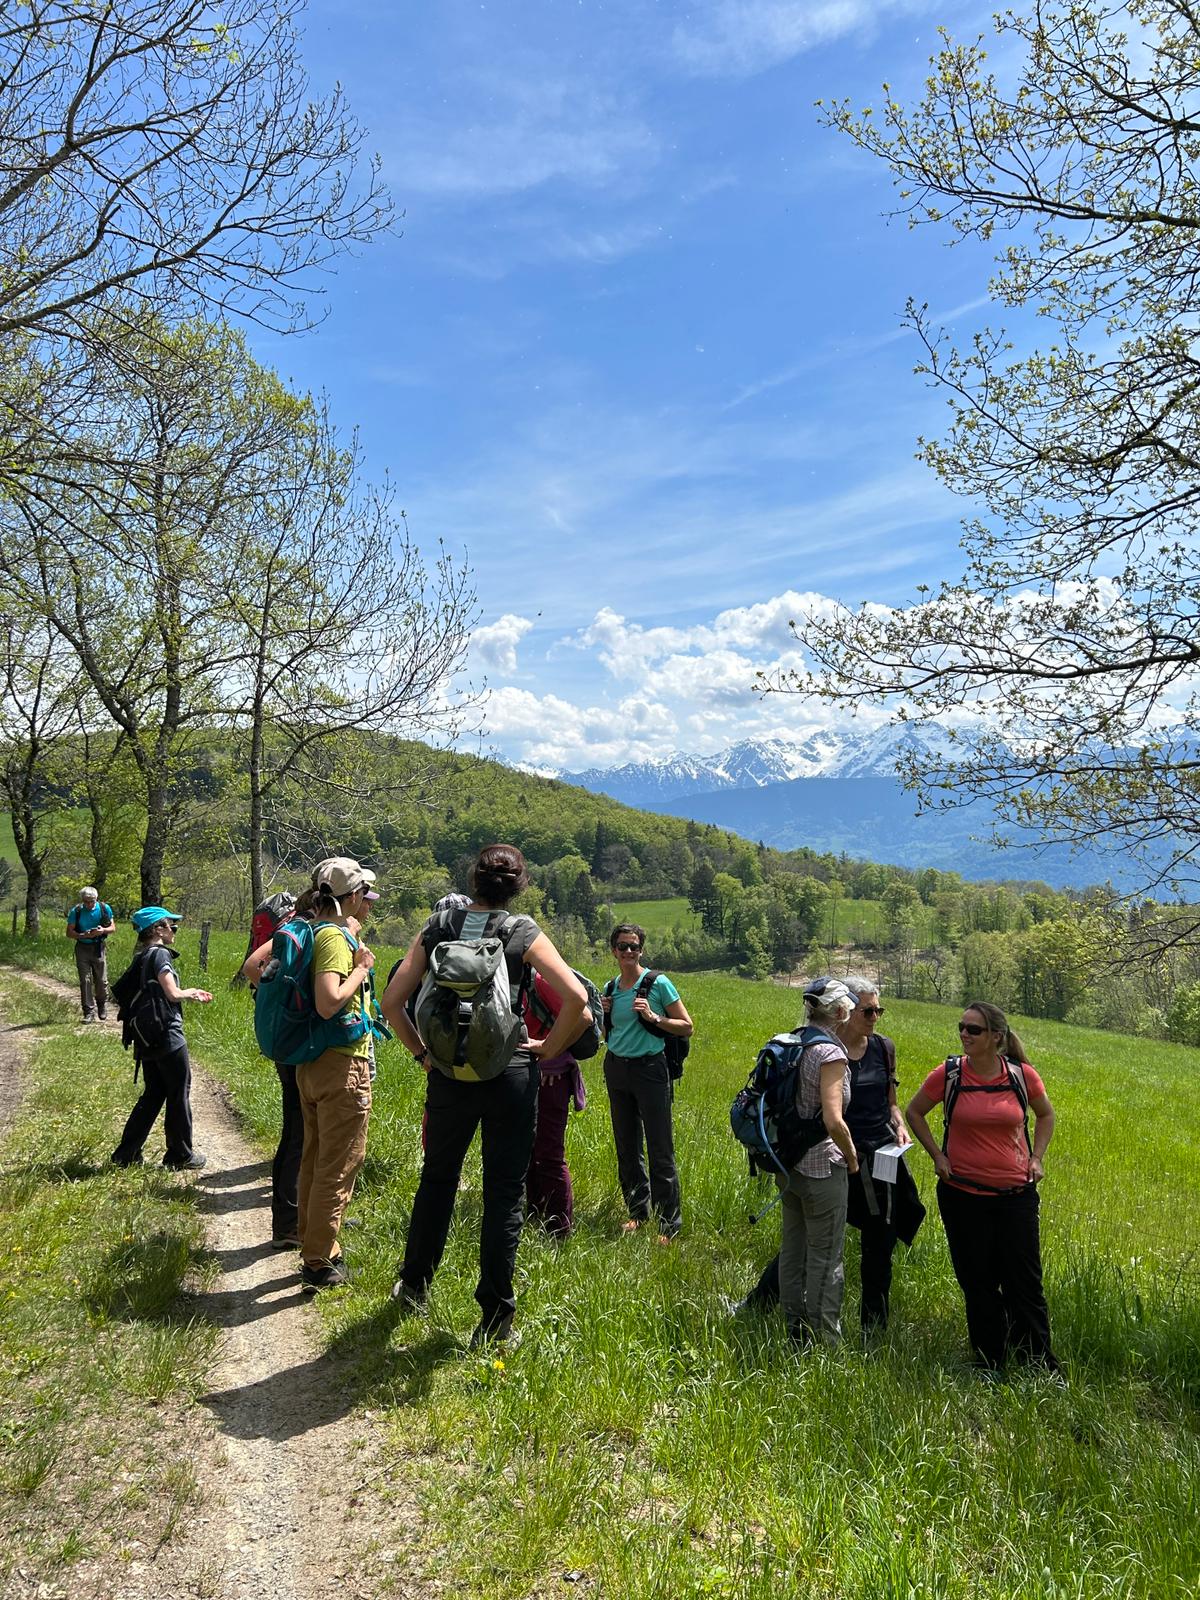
top-left (603, 969), bottom-right (691, 1080)
top-left (111, 948), bottom-right (178, 1065)
top-left (942, 1054), bottom-right (1031, 1148)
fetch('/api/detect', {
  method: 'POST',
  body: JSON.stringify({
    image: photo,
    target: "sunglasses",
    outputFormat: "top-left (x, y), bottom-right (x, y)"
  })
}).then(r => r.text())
top-left (616, 942), bottom-right (643, 953)
top-left (958, 1022), bottom-right (986, 1037)
top-left (860, 1005), bottom-right (884, 1018)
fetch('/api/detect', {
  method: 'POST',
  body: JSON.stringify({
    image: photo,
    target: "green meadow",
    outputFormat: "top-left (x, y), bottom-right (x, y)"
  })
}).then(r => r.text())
top-left (1, 924), bottom-right (1198, 1597)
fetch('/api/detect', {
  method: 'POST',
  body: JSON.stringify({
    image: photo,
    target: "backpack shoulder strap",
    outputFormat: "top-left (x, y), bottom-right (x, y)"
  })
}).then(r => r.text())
top-left (636, 969), bottom-right (659, 998)
top-left (881, 1034), bottom-right (897, 1085)
top-left (941, 1056), bottom-right (964, 1150)
top-left (1006, 1058), bottom-right (1033, 1152)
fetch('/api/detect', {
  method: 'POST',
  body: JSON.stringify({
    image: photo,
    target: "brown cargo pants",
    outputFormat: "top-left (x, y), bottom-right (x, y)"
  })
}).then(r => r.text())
top-left (296, 1047), bottom-right (372, 1265)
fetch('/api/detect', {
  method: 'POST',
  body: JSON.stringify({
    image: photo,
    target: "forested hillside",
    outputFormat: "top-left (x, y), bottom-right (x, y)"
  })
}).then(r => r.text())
top-left (13, 730), bottom-right (1200, 1047)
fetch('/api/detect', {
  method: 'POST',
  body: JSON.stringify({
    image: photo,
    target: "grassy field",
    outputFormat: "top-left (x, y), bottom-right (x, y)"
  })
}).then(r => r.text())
top-left (2, 924), bottom-right (1198, 1597)
top-left (612, 896), bottom-right (700, 937)
top-left (0, 972), bottom-right (217, 1588)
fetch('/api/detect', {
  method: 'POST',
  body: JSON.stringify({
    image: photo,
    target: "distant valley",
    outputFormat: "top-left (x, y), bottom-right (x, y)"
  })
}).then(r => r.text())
top-left (552, 725), bottom-right (1147, 889)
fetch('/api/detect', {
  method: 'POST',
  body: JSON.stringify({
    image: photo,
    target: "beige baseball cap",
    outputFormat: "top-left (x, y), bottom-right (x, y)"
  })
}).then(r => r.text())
top-left (312, 857), bottom-right (377, 898)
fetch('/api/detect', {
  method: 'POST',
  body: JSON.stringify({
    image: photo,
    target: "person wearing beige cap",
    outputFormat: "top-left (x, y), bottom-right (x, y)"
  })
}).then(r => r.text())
top-left (295, 855), bottom-right (380, 1290)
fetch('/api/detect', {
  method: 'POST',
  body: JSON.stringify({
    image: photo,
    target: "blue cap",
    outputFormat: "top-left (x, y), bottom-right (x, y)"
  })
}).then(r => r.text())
top-left (131, 905), bottom-right (182, 932)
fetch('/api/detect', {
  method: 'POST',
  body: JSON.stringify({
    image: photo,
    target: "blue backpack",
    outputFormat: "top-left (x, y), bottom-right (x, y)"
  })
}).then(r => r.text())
top-left (730, 1025), bottom-right (840, 1218)
top-left (253, 919), bottom-right (389, 1066)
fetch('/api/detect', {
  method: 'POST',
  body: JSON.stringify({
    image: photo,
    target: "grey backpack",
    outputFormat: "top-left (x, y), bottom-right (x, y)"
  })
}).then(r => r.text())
top-left (414, 912), bottom-right (530, 1082)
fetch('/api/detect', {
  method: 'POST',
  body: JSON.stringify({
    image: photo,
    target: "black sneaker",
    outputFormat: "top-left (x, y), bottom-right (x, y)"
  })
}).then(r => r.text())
top-left (271, 1233), bottom-right (302, 1250)
top-left (163, 1150), bottom-right (207, 1171)
top-left (110, 1151), bottom-right (143, 1168)
top-left (301, 1257), bottom-right (349, 1292)
top-left (469, 1315), bottom-right (520, 1350)
top-left (390, 1277), bottom-right (428, 1313)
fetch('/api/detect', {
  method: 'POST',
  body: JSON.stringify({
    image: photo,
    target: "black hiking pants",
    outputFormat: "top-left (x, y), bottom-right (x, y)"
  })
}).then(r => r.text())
top-left (272, 1061), bottom-right (304, 1239)
top-left (398, 1058), bottom-right (539, 1332)
top-left (112, 1045), bottom-right (196, 1167)
top-left (936, 1180), bottom-right (1058, 1371)
top-left (602, 1049), bottom-right (681, 1235)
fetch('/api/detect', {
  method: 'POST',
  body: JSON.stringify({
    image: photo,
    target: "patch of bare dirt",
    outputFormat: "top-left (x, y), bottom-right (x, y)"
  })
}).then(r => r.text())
top-left (2, 967), bottom-right (432, 1600)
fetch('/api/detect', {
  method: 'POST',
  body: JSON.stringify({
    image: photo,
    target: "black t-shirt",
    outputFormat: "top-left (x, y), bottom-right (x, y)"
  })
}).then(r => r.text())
top-left (846, 1034), bottom-right (896, 1149)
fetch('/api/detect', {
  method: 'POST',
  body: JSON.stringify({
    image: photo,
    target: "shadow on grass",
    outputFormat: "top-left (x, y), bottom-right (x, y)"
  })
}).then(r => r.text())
top-left (84, 1229), bottom-right (209, 1322)
top-left (0, 1018), bottom-right (59, 1033)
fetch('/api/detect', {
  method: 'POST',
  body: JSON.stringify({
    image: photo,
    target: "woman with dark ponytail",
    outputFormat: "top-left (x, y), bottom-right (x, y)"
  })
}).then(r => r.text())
top-left (383, 843), bottom-right (586, 1347)
top-left (906, 1001), bottom-right (1059, 1374)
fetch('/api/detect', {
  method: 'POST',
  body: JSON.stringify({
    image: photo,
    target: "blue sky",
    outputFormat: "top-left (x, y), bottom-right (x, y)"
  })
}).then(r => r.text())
top-left (260, 0), bottom-right (1001, 770)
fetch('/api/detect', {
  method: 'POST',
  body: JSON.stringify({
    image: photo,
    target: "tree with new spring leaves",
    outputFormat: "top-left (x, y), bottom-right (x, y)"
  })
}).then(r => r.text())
top-left (0, 0), bottom-right (390, 344)
top-left (769, 1), bottom-right (1200, 913)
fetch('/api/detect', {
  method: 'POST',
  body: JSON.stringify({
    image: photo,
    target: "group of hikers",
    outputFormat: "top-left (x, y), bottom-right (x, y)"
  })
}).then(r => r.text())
top-left (70, 842), bottom-right (1060, 1371)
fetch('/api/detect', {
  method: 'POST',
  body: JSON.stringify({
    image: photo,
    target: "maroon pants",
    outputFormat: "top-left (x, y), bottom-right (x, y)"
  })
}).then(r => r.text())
top-left (525, 1070), bottom-right (574, 1237)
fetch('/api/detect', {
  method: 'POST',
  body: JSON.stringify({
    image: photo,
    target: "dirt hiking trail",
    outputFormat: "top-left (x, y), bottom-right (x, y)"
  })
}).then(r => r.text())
top-left (2, 968), bottom-right (430, 1600)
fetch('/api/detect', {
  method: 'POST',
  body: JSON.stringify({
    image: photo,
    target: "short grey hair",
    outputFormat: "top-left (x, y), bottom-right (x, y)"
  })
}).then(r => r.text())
top-left (843, 973), bottom-right (881, 1002)
top-left (81, 885), bottom-right (98, 899)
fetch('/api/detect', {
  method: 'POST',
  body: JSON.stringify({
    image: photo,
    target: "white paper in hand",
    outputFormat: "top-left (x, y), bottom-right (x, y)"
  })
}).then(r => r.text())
top-left (871, 1142), bottom-right (909, 1184)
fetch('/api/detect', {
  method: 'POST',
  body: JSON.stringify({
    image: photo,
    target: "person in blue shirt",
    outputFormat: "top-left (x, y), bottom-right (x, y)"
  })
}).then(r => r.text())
top-left (66, 885), bottom-right (115, 1022)
top-left (601, 923), bottom-right (693, 1242)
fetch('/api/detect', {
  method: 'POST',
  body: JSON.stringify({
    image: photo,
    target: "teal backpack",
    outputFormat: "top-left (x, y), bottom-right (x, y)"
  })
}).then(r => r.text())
top-left (253, 919), bottom-right (389, 1066)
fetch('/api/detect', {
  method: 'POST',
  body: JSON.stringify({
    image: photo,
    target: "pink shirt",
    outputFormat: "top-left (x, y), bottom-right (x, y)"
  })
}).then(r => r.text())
top-left (921, 1058), bottom-right (1045, 1191)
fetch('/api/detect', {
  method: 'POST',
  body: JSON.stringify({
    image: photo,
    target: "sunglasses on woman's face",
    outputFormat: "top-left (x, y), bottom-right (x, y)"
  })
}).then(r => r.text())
top-left (958, 1022), bottom-right (986, 1037)
top-left (616, 942), bottom-right (642, 953)
top-left (860, 1005), bottom-right (884, 1018)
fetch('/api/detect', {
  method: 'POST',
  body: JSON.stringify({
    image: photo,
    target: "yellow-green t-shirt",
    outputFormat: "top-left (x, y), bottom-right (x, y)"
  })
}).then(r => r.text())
top-left (312, 924), bottom-right (369, 1058)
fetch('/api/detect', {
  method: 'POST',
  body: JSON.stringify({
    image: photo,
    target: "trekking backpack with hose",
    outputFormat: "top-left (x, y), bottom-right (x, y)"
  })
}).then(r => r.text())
top-left (602, 969), bottom-right (691, 1079)
top-left (111, 948), bottom-right (179, 1070)
top-left (940, 1054), bottom-right (1033, 1191)
top-left (414, 910), bottom-right (533, 1083)
top-left (729, 1025), bottom-right (840, 1220)
top-left (253, 919), bottom-right (389, 1066)
top-left (525, 968), bottom-right (606, 1060)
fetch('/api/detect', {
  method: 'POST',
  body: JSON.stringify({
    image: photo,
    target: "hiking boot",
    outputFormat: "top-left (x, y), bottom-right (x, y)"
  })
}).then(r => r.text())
top-left (81, 1014), bottom-right (96, 1025)
top-left (390, 1278), bottom-right (428, 1313)
top-left (271, 1234), bottom-right (301, 1250)
top-left (163, 1150), bottom-right (207, 1171)
top-left (469, 1315), bottom-right (520, 1350)
top-left (110, 1151), bottom-right (143, 1168)
top-left (301, 1256), bottom-right (349, 1292)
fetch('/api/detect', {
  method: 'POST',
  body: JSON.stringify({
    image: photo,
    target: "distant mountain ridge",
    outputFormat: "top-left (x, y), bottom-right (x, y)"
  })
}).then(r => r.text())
top-left (562, 724), bottom-right (961, 808)
top-left (552, 723), bottom-right (1159, 889)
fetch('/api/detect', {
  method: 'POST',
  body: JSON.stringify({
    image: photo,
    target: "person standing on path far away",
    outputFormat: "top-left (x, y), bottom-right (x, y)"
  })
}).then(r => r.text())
top-left (906, 1001), bottom-right (1060, 1376)
top-left (384, 843), bottom-right (586, 1347)
top-left (601, 924), bottom-right (693, 1243)
top-left (111, 907), bottom-right (210, 1170)
top-left (296, 857), bottom-right (379, 1292)
top-left (67, 885), bottom-right (115, 1023)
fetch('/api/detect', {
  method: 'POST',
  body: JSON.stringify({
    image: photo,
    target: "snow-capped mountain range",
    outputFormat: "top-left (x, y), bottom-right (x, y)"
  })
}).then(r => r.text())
top-left (560, 723), bottom-right (961, 807)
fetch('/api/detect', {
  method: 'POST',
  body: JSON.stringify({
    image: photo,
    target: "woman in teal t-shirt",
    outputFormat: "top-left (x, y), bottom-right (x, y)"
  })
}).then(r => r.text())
top-left (601, 923), bottom-right (693, 1241)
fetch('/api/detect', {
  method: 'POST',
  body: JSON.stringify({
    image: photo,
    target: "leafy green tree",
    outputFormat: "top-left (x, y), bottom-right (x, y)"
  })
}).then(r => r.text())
top-left (774, 2), bottom-right (1200, 914)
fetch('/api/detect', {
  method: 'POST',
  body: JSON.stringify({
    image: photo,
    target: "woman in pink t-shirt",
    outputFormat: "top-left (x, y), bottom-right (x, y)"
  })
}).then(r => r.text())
top-left (906, 1001), bottom-right (1059, 1374)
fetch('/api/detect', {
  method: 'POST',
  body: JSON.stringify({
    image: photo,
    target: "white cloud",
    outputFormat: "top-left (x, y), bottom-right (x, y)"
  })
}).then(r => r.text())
top-left (385, 74), bottom-right (657, 199)
top-left (471, 614), bottom-right (535, 676)
top-left (481, 585), bottom-right (905, 768)
top-left (672, 1), bottom-right (925, 78)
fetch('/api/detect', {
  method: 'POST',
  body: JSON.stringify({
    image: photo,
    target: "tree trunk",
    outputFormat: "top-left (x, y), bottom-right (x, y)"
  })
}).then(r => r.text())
top-left (23, 862), bottom-right (42, 936)
top-left (140, 774), bottom-right (168, 906)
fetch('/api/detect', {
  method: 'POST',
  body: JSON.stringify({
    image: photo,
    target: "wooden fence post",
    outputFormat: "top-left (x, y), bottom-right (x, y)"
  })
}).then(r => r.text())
top-left (10, 905), bottom-right (17, 935)
top-left (199, 920), bottom-right (211, 972)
